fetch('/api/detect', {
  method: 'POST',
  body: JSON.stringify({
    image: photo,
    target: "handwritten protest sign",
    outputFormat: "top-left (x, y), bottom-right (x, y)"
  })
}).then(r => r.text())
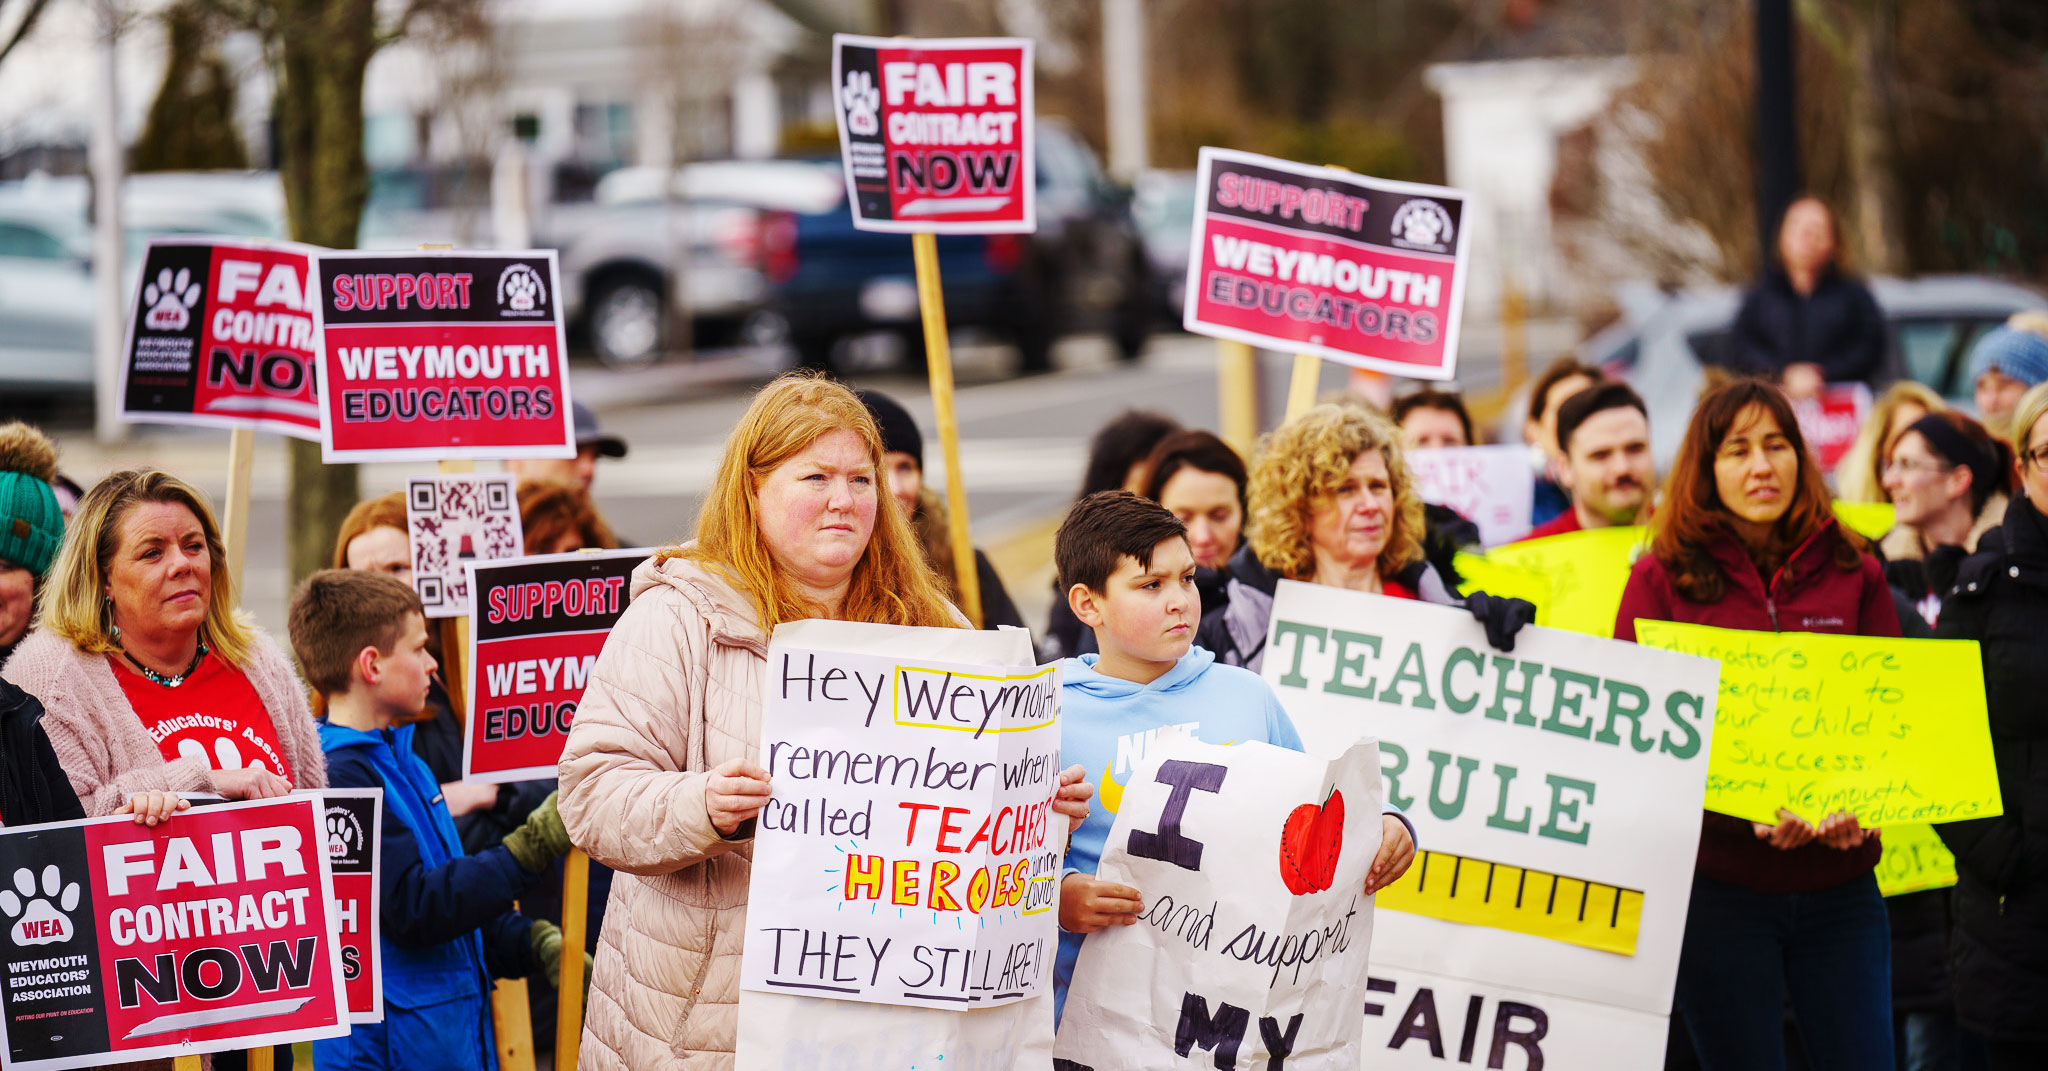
top-left (121, 237), bottom-right (324, 440)
top-left (831, 34), bottom-right (1035, 234)
top-left (1455, 526), bottom-right (1648, 638)
top-left (320, 790), bottom-right (383, 1023)
top-left (1264, 581), bottom-right (1721, 1069)
top-left (1634, 622), bottom-right (2001, 827)
top-left (737, 621), bottom-right (1058, 1069)
top-left (1833, 500), bottom-right (1897, 541)
top-left (465, 549), bottom-right (648, 783)
top-left (0, 797), bottom-right (347, 1070)
top-left (1183, 147), bottom-right (1472, 380)
top-left (1878, 824), bottom-right (1958, 899)
top-left (311, 249), bottom-right (575, 461)
top-left (1055, 738), bottom-right (1382, 1070)
top-left (405, 475), bottom-right (523, 619)
top-left (1409, 445), bottom-right (1534, 547)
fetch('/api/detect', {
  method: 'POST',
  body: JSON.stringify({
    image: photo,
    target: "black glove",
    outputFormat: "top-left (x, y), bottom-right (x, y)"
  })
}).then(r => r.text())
top-left (1466, 591), bottom-right (1537, 652)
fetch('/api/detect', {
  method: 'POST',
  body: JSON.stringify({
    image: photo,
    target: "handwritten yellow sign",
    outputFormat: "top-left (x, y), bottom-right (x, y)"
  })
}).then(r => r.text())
top-left (1877, 823), bottom-right (1958, 898)
top-left (1455, 526), bottom-right (1647, 638)
top-left (1633, 621), bottom-right (2001, 827)
top-left (1832, 500), bottom-right (1897, 541)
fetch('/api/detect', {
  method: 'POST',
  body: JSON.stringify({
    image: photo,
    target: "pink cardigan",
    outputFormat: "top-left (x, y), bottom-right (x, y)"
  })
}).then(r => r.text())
top-left (1, 628), bottom-right (326, 817)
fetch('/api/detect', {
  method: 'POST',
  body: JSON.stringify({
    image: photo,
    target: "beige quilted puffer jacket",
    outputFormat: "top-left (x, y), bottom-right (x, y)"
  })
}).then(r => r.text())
top-left (558, 553), bottom-right (767, 1070)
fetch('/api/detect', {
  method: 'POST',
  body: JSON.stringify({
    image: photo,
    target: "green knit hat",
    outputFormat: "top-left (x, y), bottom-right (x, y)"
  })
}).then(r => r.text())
top-left (0, 423), bottom-right (63, 578)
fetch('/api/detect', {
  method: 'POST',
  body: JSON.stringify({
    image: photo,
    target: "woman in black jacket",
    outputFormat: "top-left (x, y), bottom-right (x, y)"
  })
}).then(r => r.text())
top-left (1934, 380), bottom-right (2048, 1069)
top-left (1729, 197), bottom-right (1885, 400)
top-left (0, 679), bottom-right (86, 827)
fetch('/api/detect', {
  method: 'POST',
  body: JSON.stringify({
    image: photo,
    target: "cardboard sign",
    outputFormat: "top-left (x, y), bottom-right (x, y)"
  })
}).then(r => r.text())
top-left (1455, 526), bottom-right (1649, 639)
top-left (1055, 738), bottom-right (1383, 1070)
top-left (319, 790), bottom-right (382, 1024)
top-left (1634, 622), bottom-right (2001, 827)
top-left (831, 34), bottom-right (1035, 234)
top-left (405, 475), bottom-right (524, 619)
top-left (1793, 383), bottom-right (1873, 473)
top-left (1877, 823), bottom-right (1958, 899)
top-left (311, 250), bottom-right (575, 461)
top-left (1263, 581), bottom-right (1722, 1069)
top-left (465, 549), bottom-right (649, 783)
top-left (1409, 445), bottom-right (1535, 547)
top-left (120, 237), bottom-right (324, 440)
top-left (1183, 147), bottom-right (1471, 380)
top-left (0, 797), bottom-right (347, 1071)
top-left (736, 621), bottom-right (1058, 1070)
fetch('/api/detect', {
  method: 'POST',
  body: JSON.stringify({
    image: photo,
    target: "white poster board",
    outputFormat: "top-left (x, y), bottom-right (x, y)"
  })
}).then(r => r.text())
top-left (737, 621), bottom-right (1059, 1068)
top-left (1056, 737), bottom-right (1383, 1070)
top-left (1407, 444), bottom-right (1535, 547)
top-left (1261, 581), bottom-right (1721, 1069)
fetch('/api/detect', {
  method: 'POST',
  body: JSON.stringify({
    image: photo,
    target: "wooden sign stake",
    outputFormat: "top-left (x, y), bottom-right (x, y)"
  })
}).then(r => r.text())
top-left (910, 231), bottom-right (983, 627)
top-left (555, 847), bottom-right (591, 1069)
top-left (1217, 340), bottom-right (1259, 458)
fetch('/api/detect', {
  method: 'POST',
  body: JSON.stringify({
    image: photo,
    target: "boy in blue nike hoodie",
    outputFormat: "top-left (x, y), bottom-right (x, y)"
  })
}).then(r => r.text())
top-left (1051, 492), bottom-right (1416, 1025)
top-left (289, 570), bottom-right (583, 1071)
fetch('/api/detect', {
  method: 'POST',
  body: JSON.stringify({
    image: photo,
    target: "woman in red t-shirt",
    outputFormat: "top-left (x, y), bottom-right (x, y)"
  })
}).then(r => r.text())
top-left (1614, 380), bottom-right (1897, 1069)
top-left (3, 470), bottom-right (325, 816)
top-left (1193, 402), bottom-right (1533, 671)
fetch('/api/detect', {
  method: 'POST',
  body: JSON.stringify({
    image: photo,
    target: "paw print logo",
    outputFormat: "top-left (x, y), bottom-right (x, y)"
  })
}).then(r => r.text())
top-left (177, 736), bottom-right (253, 773)
top-left (842, 70), bottom-right (881, 136)
top-left (1, 866), bottom-right (80, 947)
top-left (325, 808), bottom-right (364, 860)
top-left (496, 263), bottom-right (546, 316)
top-left (142, 267), bottom-right (202, 331)
top-left (1389, 199), bottom-right (1455, 251)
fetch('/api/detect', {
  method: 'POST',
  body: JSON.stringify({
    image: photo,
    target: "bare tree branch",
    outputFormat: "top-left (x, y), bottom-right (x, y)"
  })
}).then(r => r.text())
top-left (0, 0), bottom-right (57, 69)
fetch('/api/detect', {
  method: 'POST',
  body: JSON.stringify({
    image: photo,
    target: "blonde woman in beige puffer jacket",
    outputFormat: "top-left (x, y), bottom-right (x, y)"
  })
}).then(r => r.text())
top-left (558, 375), bottom-right (985, 1069)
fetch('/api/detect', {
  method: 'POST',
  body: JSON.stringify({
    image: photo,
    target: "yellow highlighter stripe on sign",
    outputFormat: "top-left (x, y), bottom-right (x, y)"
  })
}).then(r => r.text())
top-left (1376, 848), bottom-right (1645, 957)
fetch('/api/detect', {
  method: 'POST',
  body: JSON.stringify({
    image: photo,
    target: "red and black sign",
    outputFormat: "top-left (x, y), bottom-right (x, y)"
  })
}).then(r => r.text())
top-left (320, 791), bottom-right (382, 1024)
top-left (465, 549), bottom-right (648, 784)
top-left (311, 250), bottom-right (576, 462)
top-left (1183, 147), bottom-right (1472, 381)
top-left (832, 34), bottom-right (1035, 234)
top-left (0, 797), bottom-right (347, 1071)
top-left (120, 238), bottom-right (324, 440)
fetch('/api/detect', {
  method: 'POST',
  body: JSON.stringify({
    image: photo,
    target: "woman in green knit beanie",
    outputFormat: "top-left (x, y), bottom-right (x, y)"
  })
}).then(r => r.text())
top-left (0, 423), bottom-right (63, 665)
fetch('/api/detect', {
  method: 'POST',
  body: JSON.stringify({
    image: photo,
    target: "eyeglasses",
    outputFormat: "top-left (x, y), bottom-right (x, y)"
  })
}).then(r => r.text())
top-left (1882, 458), bottom-right (1953, 477)
top-left (2024, 445), bottom-right (2048, 469)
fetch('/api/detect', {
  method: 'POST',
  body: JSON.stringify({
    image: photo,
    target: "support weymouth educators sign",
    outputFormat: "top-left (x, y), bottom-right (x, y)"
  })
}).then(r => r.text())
top-left (1056, 739), bottom-right (1383, 1071)
top-left (320, 790), bottom-right (382, 1024)
top-left (312, 250), bottom-right (576, 461)
top-left (832, 34), bottom-right (1035, 233)
top-left (737, 621), bottom-right (1060, 1071)
top-left (121, 237), bottom-right (324, 439)
top-left (1184, 147), bottom-right (1471, 380)
top-left (465, 549), bottom-right (648, 783)
top-left (1262, 581), bottom-right (1721, 1069)
top-left (0, 797), bottom-right (347, 1071)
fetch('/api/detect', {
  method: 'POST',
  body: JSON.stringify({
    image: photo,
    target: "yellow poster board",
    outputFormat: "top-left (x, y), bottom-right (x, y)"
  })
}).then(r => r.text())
top-left (1455, 525), bottom-right (1647, 638)
top-left (1634, 621), bottom-right (2001, 827)
top-left (1876, 823), bottom-right (1959, 898)
top-left (1832, 500), bottom-right (1897, 541)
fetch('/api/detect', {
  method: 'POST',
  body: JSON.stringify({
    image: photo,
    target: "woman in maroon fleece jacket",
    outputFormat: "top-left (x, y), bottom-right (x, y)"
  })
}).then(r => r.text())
top-left (1616, 379), bottom-right (1899, 1070)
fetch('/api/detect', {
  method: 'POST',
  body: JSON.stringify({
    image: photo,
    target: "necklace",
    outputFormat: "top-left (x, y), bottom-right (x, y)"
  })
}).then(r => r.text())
top-left (119, 640), bottom-right (208, 688)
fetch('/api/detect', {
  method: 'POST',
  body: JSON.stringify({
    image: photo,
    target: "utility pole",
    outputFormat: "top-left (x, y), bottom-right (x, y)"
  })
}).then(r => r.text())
top-left (1753, 0), bottom-right (1799, 269)
top-left (1102, 0), bottom-right (1147, 180)
top-left (90, 0), bottom-right (125, 443)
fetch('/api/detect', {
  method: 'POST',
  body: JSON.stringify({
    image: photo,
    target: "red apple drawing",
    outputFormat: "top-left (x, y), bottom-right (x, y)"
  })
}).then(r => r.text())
top-left (1278, 787), bottom-right (1346, 895)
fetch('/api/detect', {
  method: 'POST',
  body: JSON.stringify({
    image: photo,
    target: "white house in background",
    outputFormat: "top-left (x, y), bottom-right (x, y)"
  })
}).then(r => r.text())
top-left (1425, 55), bottom-right (1636, 317)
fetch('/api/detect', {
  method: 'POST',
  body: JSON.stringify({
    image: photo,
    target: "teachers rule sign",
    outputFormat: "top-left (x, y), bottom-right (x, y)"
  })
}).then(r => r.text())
top-left (0, 796), bottom-right (347, 1071)
top-left (1056, 738), bottom-right (1384, 1071)
top-left (1262, 581), bottom-right (1721, 1069)
top-left (1184, 147), bottom-right (1471, 380)
top-left (832, 34), bottom-right (1034, 234)
top-left (312, 250), bottom-right (576, 461)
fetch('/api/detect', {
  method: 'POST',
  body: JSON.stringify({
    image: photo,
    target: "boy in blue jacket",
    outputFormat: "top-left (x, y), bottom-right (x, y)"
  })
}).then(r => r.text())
top-left (289, 570), bottom-right (581, 1070)
top-left (1051, 491), bottom-right (1417, 1024)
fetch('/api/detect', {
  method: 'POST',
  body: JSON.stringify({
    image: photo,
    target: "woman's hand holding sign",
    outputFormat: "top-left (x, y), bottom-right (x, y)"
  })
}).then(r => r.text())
top-left (707, 758), bottom-right (772, 836)
top-left (210, 765), bottom-right (292, 800)
top-left (115, 791), bottom-right (191, 826)
top-left (1752, 808), bottom-right (1869, 850)
top-left (1363, 814), bottom-right (1415, 895)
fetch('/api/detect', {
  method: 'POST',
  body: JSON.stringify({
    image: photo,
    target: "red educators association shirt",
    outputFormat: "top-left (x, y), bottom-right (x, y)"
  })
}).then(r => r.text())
top-left (110, 652), bottom-right (295, 782)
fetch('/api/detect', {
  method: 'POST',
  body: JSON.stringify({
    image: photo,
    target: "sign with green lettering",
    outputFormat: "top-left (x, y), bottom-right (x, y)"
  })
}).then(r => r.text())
top-left (1262, 580), bottom-right (1721, 1069)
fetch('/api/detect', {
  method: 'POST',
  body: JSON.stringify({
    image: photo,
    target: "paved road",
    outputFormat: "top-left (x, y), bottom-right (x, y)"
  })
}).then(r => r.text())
top-left (34, 319), bottom-right (1574, 642)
